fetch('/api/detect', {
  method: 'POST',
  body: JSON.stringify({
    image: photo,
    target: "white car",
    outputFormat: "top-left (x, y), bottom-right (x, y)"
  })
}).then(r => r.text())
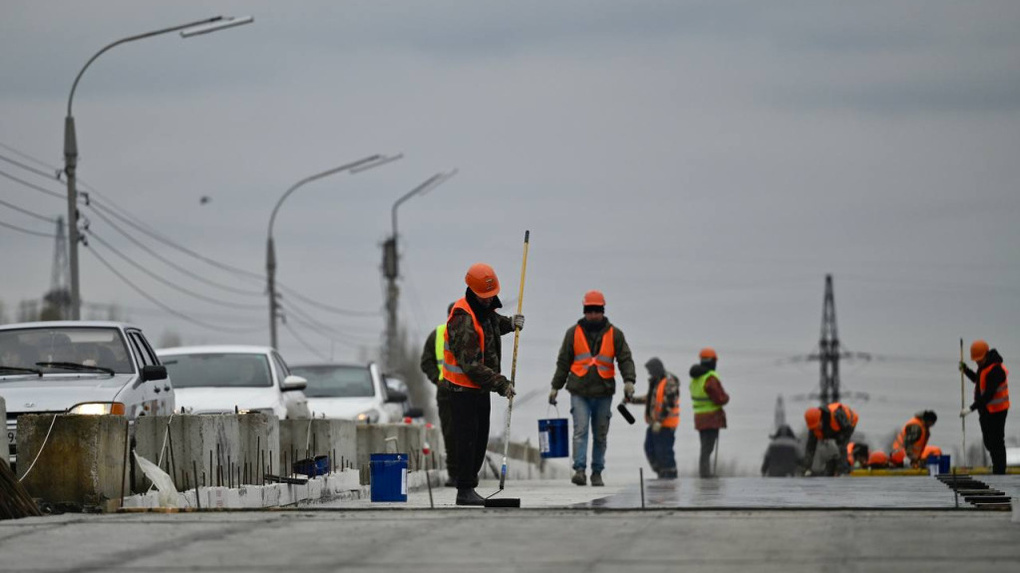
top-left (156, 345), bottom-right (309, 420)
top-left (290, 362), bottom-right (405, 423)
top-left (1, 321), bottom-right (174, 466)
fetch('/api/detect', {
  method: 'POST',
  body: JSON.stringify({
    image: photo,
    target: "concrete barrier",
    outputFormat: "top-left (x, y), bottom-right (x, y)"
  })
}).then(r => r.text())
top-left (279, 418), bottom-right (357, 475)
top-left (16, 414), bottom-right (130, 509)
top-left (134, 415), bottom-right (241, 492)
top-left (238, 412), bottom-right (279, 483)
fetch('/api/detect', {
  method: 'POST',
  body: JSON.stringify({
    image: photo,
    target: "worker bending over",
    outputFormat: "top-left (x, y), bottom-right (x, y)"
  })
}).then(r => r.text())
top-left (803, 402), bottom-right (858, 476)
top-left (890, 410), bottom-right (938, 468)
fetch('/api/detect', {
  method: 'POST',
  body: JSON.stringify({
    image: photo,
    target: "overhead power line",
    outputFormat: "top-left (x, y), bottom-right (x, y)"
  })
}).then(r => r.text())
top-left (85, 246), bottom-right (264, 334)
top-left (0, 218), bottom-right (55, 238)
top-left (87, 230), bottom-right (265, 311)
top-left (282, 320), bottom-right (329, 361)
top-left (0, 168), bottom-right (64, 200)
top-left (0, 151), bottom-right (58, 180)
top-left (0, 197), bottom-right (58, 223)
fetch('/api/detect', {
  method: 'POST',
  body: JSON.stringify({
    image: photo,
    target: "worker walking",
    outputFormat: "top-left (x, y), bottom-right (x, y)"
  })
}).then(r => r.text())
top-left (629, 357), bottom-right (680, 479)
top-left (548, 290), bottom-right (636, 487)
top-left (420, 303), bottom-right (457, 487)
top-left (443, 263), bottom-right (523, 505)
top-left (689, 347), bottom-right (729, 478)
top-left (960, 340), bottom-right (1010, 474)
top-left (803, 402), bottom-right (858, 476)
top-left (890, 410), bottom-right (938, 468)
top-left (761, 425), bottom-right (802, 477)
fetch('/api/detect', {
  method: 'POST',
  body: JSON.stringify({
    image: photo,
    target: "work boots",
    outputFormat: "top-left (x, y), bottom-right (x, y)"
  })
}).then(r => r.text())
top-left (571, 469), bottom-right (586, 486)
top-left (590, 472), bottom-right (604, 487)
top-left (455, 488), bottom-right (485, 506)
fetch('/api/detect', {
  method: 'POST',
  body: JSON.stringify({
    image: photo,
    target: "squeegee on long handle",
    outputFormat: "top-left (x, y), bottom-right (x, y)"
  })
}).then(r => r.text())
top-left (960, 338), bottom-right (966, 466)
top-left (499, 230), bottom-right (530, 491)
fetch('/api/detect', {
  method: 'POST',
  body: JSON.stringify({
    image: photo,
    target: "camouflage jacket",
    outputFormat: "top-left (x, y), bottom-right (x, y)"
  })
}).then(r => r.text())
top-left (446, 291), bottom-right (514, 394)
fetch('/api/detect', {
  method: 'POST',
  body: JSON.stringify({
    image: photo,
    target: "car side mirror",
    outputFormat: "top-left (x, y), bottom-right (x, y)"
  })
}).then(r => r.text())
top-left (141, 365), bottom-right (167, 382)
top-left (404, 407), bottom-right (424, 419)
top-left (385, 390), bottom-right (407, 404)
top-left (282, 374), bottom-right (307, 391)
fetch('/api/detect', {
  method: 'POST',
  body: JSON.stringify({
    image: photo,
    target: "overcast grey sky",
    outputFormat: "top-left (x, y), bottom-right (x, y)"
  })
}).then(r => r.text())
top-left (2, 1), bottom-right (1018, 474)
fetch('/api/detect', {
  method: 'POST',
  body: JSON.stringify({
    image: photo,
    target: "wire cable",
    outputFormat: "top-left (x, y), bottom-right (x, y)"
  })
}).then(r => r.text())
top-left (0, 151), bottom-right (58, 181)
top-left (284, 312), bottom-right (370, 352)
top-left (86, 204), bottom-right (265, 297)
top-left (0, 197), bottom-right (58, 223)
top-left (0, 218), bottom-right (55, 238)
top-left (282, 320), bottom-right (329, 361)
top-left (276, 283), bottom-right (382, 318)
top-left (0, 168), bottom-right (65, 200)
top-left (282, 301), bottom-right (380, 346)
top-left (87, 231), bottom-right (265, 311)
top-left (85, 246), bottom-right (265, 334)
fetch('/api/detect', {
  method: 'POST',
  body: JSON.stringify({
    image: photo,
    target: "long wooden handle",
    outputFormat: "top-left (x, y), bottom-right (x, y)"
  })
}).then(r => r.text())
top-left (960, 337), bottom-right (966, 465)
top-left (500, 230), bottom-right (529, 491)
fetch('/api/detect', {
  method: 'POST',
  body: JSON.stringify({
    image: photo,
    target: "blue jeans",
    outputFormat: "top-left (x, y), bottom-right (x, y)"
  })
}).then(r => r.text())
top-left (570, 394), bottom-right (612, 473)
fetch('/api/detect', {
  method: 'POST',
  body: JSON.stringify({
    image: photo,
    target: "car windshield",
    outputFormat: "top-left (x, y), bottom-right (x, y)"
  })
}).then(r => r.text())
top-left (161, 353), bottom-right (272, 388)
top-left (0, 326), bottom-right (133, 375)
top-left (291, 365), bottom-right (374, 398)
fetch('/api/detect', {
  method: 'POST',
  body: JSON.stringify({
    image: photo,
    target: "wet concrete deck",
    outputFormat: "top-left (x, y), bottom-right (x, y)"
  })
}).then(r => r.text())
top-left (311, 474), bottom-right (1002, 510)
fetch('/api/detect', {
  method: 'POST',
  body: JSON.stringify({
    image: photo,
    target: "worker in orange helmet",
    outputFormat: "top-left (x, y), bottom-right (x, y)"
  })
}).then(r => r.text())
top-left (890, 410), bottom-right (937, 469)
top-left (689, 347), bottom-right (730, 478)
top-left (803, 402), bottom-right (858, 476)
top-left (442, 263), bottom-right (523, 505)
top-left (959, 339), bottom-right (1010, 474)
top-left (548, 289), bottom-right (637, 487)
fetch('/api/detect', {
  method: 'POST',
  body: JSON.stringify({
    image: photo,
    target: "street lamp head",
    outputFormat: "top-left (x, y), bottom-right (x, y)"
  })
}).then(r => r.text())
top-left (180, 16), bottom-right (255, 38)
top-left (349, 153), bottom-right (403, 174)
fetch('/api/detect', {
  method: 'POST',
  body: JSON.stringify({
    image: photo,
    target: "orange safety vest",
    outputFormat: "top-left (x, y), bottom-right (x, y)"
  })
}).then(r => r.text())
top-left (441, 298), bottom-right (484, 389)
top-left (979, 363), bottom-right (1010, 413)
top-left (891, 417), bottom-right (928, 464)
top-left (846, 442), bottom-right (855, 466)
top-left (651, 376), bottom-right (680, 429)
top-left (569, 325), bottom-right (615, 379)
top-left (807, 403), bottom-right (854, 440)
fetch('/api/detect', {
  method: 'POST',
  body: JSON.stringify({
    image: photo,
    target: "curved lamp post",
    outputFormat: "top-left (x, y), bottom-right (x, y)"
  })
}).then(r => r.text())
top-left (64, 15), bottom-right (254, 319)
top-left (382, 169), bottom-right (458, 368)
top-left (267, 154), bottom-right (403, 349)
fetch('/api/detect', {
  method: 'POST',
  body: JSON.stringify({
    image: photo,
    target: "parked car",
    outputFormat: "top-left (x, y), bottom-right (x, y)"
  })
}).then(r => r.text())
top-left (290, 362), bottom-right (407, 423)
top-left (155, 345), bottom-right (309, 420)
top-left (1, 321), bottom-right (173, 466)
top-left (383, 374), bottom-right (425, 420)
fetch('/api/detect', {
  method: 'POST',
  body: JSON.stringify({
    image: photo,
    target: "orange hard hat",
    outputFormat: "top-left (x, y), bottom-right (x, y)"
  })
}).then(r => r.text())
top-left (971, 340), bottom-right (989, 362)
top-left (582, 290), bottom-right (606, 307)
top-left (804, 407), bottom-right (821, 429)
top-left (465, 263), bottom-right (500, 298)
top-left (868, 451), bottom-right (889, 468)
top-left (699, 347), bottom-right (717, 360)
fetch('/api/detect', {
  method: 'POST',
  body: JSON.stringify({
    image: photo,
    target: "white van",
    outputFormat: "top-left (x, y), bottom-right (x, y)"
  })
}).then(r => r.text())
top-left (1, 321), bottom-right (174, 466)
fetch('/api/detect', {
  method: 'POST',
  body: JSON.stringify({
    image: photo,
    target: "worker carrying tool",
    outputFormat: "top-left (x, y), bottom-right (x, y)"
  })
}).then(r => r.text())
top-left (890, 410), bottom-right (938, 468)
top-left (689, 347), bottom-right (730, 478)
top-left (803, 402), bottom-right (858, 476)
top-left (420, 302), bottom-right (458, 487)
top-left (761, 424), bottom-right (802, 477)
top-left (443, 263), bottom-right (523, 506)
top-left (629, 357), bottom-right (680, 479)
top-left (548, 290), bottom-right (636, 487)
top-left (959, 340), bottom-right (1010, 474)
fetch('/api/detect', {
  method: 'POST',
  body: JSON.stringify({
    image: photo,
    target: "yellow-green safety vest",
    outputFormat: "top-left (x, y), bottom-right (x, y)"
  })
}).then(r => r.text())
top-left (689, 370), bottom-right (722, 415)
top-left (434, 323), bottom-right (446, 381)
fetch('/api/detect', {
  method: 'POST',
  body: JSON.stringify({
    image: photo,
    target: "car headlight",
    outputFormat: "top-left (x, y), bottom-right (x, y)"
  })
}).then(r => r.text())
top-left (355, 409), bottom-right (380, 424)
top-left (67, 402), bottom-right (126, 415)
top-left (239, 408), bottom-right (276, 417)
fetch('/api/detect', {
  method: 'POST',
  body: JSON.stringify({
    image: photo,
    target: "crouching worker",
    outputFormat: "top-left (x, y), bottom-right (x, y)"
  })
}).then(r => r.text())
top-left (761, 425), bottom-right (802, 477)
top-left (803, 403), bottom-right (858, 476)
top-left (890, 410), bottom-right (937, 469)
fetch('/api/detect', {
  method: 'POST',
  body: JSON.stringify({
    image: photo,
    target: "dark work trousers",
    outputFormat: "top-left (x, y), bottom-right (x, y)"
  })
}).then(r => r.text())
top-left (699, 428), bottom-right (719, 478)
top-left (644, 427), bottom-right (677, 477)
top-left (979, 410), bottom-right (1008, 474)
top-left (436, 386), bottom-right (458, 478)
top-left (449, 389), bottom-right (490, 489)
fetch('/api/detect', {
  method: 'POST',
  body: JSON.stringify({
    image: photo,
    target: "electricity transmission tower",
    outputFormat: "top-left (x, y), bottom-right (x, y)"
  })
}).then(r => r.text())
top-left (806, 274), bottom-right (870, 405)
top-left (46, 216), bottom-right (72, 319)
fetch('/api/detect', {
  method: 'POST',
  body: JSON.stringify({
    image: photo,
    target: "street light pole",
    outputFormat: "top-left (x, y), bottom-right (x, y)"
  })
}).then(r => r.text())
top-left (64, 16), bottom-right (253, 319)
top-left (383, 170), bottom-right (457, 370)
top-left (267, 154), bottom-right (403, 350)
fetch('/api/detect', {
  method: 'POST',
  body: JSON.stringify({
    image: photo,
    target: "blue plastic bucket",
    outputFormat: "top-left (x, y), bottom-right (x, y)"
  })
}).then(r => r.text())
top-left (927, 455), bottom-right (941, 476)
top-left (293, 455), bottom-right (330, 477)
top-left (538, 418), bottom-right (569, 458)
top-left (939, 454), bottom-right (951, 474)
top-left (369, 453), bottom-right (408, 502)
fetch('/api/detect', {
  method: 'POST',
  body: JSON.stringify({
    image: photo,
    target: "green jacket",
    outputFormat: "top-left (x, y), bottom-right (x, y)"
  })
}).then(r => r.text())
top-left (550, 318), bottom-right (636, 398)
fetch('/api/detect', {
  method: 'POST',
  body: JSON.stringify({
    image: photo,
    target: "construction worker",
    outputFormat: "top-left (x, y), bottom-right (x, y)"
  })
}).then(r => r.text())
top-left (921, 445), bottom-right (943, 465)
top-left (420, 303), bottom-right (457, 487)
top-left (629, 357), bottom-right (680, 479)
top-left (803, 402), bottom-right (858, 476)
top-left (689, 347), bottom-right (730, 478)
top-left (847, 442), bottom-right (870, 470)
top-left (960, 340), bottom-right (1010, 474)
top-left (867, 451), bottom-right (890, 469)
top-left (761, 424), bottom-right (802, 477)
top-left (890, 410), bottom-right (937, 468)
top-left (443, 263), bottom-right (523, 506)
top-left (548, 290), bottom-right (636, 487)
